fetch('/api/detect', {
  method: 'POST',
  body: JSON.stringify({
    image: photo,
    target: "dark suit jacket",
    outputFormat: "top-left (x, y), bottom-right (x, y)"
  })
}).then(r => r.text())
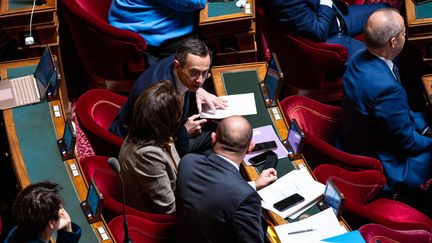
top-left (5, 223), bottom-right (82, 243)
top-left (338, 50), bottom-right (432, 190)
top-left (267, 0), bottom-right (387, 56)
top-left (176, 153), bottom-right (264, 243)
top-left (109, 55), bottom-right (191, 156)
top-left (268, 0), bottom-right (337, 42)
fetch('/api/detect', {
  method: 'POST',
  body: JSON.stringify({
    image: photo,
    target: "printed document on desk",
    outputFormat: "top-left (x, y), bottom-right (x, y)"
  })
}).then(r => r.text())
top-left (275, 208), bottom-right (346, 243)
top-left (199, 93), bottom-right (256, 119)
top-left (258, 169), bottom-right (325, 218)
top-left (244, 125), bottom-right (289, 166)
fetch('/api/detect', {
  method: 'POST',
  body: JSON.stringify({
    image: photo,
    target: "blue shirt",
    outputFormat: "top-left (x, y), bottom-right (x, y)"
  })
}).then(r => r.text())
top-left (108, 0), bottom-right (206, 48)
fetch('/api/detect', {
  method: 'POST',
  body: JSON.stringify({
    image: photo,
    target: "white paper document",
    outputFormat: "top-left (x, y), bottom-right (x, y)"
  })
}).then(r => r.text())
top-left (275, 208), bottom-right (346, 243)
top-left (258, 169), bottom-right (325, 218)
top-left (199, 93), bottom-right (257, 119)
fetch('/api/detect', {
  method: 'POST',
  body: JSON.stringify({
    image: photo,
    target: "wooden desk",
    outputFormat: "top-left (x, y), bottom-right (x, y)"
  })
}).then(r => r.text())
top-left (0, 0), bottom-right (70, 115)
top-left (1, 60), bottom-right (114, 243)
top-left (211, 62), bottom-right (350, 240)
top-left (199, 0), bottom-right (257, 65)
top-left (405, 0), bottom-right (432, 61)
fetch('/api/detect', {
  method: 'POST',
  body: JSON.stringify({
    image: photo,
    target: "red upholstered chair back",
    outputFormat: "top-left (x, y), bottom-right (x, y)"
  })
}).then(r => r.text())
top-left (60, 0), bottom-right (147, 92)
top-left (314, 164), bottom-right (432, 232)
top-left (280, 95), bottom-right (382, 171)
top-left (108, 215), bottom-right (176, 243)
top-left (75, 89), bottom-right (126, 158)
top-left (256, 3), bottom-right (347, 102)
top-left (359, 223), bottom-right (432, 243)
top-left (79, 156), bottom-right (176, 223)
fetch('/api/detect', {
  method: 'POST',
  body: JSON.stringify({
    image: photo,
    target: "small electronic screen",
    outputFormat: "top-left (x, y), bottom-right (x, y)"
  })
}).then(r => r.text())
top-left (81, 180), bottom-right (103, 224)
top-left (34, 46), bottom-right (55, 98)
top-left (87, 182), bottom-right (100, 215)
top-left (286, 119), bottom-right (305, 159)
top-left (63, 121), bottom-right (74, 152)
top-left (323, 179), bottom-right (344, 218)
top-left (57, 119), bottom-right (76, 160)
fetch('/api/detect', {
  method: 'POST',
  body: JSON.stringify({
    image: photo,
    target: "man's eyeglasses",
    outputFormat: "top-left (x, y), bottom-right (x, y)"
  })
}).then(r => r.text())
top-left (188, 69), bottom-right (210, 80)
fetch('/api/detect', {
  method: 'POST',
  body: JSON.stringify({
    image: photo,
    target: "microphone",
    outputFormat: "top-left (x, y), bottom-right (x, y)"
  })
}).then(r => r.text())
top-left (108, 157), bottom-right (132, 243)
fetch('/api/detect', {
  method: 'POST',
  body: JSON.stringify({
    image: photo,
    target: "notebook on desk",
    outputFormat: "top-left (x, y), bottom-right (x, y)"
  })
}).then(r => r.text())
top-left (260, 53), bottom-right (284, 108)
top-left (0, 45), bottom-right (56, 110)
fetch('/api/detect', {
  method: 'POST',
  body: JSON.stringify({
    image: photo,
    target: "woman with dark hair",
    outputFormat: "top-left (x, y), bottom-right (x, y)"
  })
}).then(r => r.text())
top-left (118, 80), bottom-right (183, 214)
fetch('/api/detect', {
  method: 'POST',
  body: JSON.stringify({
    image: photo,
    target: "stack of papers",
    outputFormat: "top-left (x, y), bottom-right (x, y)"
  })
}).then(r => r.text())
top-left (258, 169), bottom-right (325, 218)
top-left (275, 208), bottom-right (346, 243)
top-left (199, 93), bottom-right (257, 119)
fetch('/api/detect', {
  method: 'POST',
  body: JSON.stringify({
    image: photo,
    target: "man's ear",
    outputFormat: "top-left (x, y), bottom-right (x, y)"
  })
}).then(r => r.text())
top-left (246, 141), bottom-right (255, 154)
top-left (390, 37), bottom-right (397, 48)
top-left (173, 60), bottom-right (181, 70)
top-left (211, 132), bottom-right (217, 147)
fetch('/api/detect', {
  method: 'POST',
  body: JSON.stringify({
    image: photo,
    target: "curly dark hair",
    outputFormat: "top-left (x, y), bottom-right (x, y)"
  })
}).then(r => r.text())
top-left (12, 181), bottom-right (63, 238)
top-left (128, 80), bottom-right (184, 146)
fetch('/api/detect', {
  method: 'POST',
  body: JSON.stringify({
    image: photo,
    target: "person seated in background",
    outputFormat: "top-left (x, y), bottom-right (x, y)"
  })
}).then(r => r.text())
top-left (110, 37), bottom-right (227, 157)
top-left (176, 116), bottom-right (278, 243)
top-left (108, 0), bottom-right (206, 63)
top-left (266, 0), bottom-right (388, 57)
top-left (119, 80), bottom-right (183, 214)
top-left (5, 181), bottom-right (81, 243)
top-left (337, 8), bottom-right (432, 217)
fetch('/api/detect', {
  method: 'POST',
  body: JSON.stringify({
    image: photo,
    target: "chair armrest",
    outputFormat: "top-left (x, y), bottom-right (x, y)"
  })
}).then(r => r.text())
top-left (363, 198), bottom-right (432, 232)
top-left (313, 164), bottom-right (385, 204)
top-left (305, 135), bottom-right (383, 172)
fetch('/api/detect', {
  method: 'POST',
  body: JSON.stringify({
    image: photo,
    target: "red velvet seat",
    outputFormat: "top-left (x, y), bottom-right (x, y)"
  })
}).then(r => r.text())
top-left (359, 223), bottom-right (432, 243)
top-left (75, 89), bottom-right (126, 158)
top-left (314, 164), bottom-right (432, 232)
top-left (79, 156), bottom-right (176, 223)
top-left (60, 0), bottom-right (147, 92)
top-left (280, 95), bottom-right (382, 171)
top-left (108, 215), bottom-right (176, 243)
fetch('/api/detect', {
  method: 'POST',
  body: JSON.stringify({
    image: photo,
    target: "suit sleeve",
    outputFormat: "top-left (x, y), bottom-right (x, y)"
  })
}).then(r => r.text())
top-left (135, 148), bottom-right (176, 214)
top-left (56, 223), bottom-right (82, 243)
top-left (232, 191), bottom-right (265, 243)
top-left (157, 0), bottom-right (206, 12)
top-left (276, 2), bottom-right (336, 42)
top-left (374, 85), bottom-right (432, 153)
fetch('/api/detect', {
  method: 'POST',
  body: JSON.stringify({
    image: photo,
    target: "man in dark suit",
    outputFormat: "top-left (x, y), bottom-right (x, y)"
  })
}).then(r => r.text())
top-left (176, 116), bottom-right (278, 243)
top-left (110, 37), bottom-right (227, 156)
top-left (267, 0), bottom-right (387, 56)
top-left (337, 8), bottom-right (432, 195)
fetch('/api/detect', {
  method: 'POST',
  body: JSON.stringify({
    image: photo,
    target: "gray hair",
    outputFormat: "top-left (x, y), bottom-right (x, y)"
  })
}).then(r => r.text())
top-left (364, 8), bottom-right (404, 49)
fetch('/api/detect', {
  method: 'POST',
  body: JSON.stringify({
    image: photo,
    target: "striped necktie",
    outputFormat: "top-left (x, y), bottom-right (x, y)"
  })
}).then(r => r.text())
top-left (393, 63), bottom-right (401, 83)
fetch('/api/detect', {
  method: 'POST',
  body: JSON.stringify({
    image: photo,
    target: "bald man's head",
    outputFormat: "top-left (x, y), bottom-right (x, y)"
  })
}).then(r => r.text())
top-left (215, 116), bottom-right (253, 154)
top-left (364, 8), bottom-right (405, 49)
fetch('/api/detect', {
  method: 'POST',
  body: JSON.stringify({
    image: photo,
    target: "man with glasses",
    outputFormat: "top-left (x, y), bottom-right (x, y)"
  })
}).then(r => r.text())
top-left (110, 37), bottom-right (227, 157)
top-left (337, 8), bottom-right (432, 217)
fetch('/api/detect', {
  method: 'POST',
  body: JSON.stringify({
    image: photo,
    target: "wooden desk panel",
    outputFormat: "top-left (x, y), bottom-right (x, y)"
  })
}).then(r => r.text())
top-left (199, 0), bottom-right (257, 64)
top-left (199, 0), bottom-right (255, 25)
top-left (211, 62), bottom-right (317, 227)
top-left (405, 0), bottom-right (432, 61)
top-left (1, 60), bottom-right (114, 243)
top-left (0, 0), bottom-right (55, 18)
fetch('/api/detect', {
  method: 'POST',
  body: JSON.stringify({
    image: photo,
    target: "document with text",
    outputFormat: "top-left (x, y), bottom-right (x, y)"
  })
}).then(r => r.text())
top-left (275, 208), bottom-right (346, 243)
top-left (199, 93), bottom-right (257, 119)
top-left (258, 169), bottom-right (325, 218)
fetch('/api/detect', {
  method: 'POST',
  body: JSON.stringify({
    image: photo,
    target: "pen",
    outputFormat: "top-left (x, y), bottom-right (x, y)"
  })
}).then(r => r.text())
top-left (287, 228), bottom-right (316, 235)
